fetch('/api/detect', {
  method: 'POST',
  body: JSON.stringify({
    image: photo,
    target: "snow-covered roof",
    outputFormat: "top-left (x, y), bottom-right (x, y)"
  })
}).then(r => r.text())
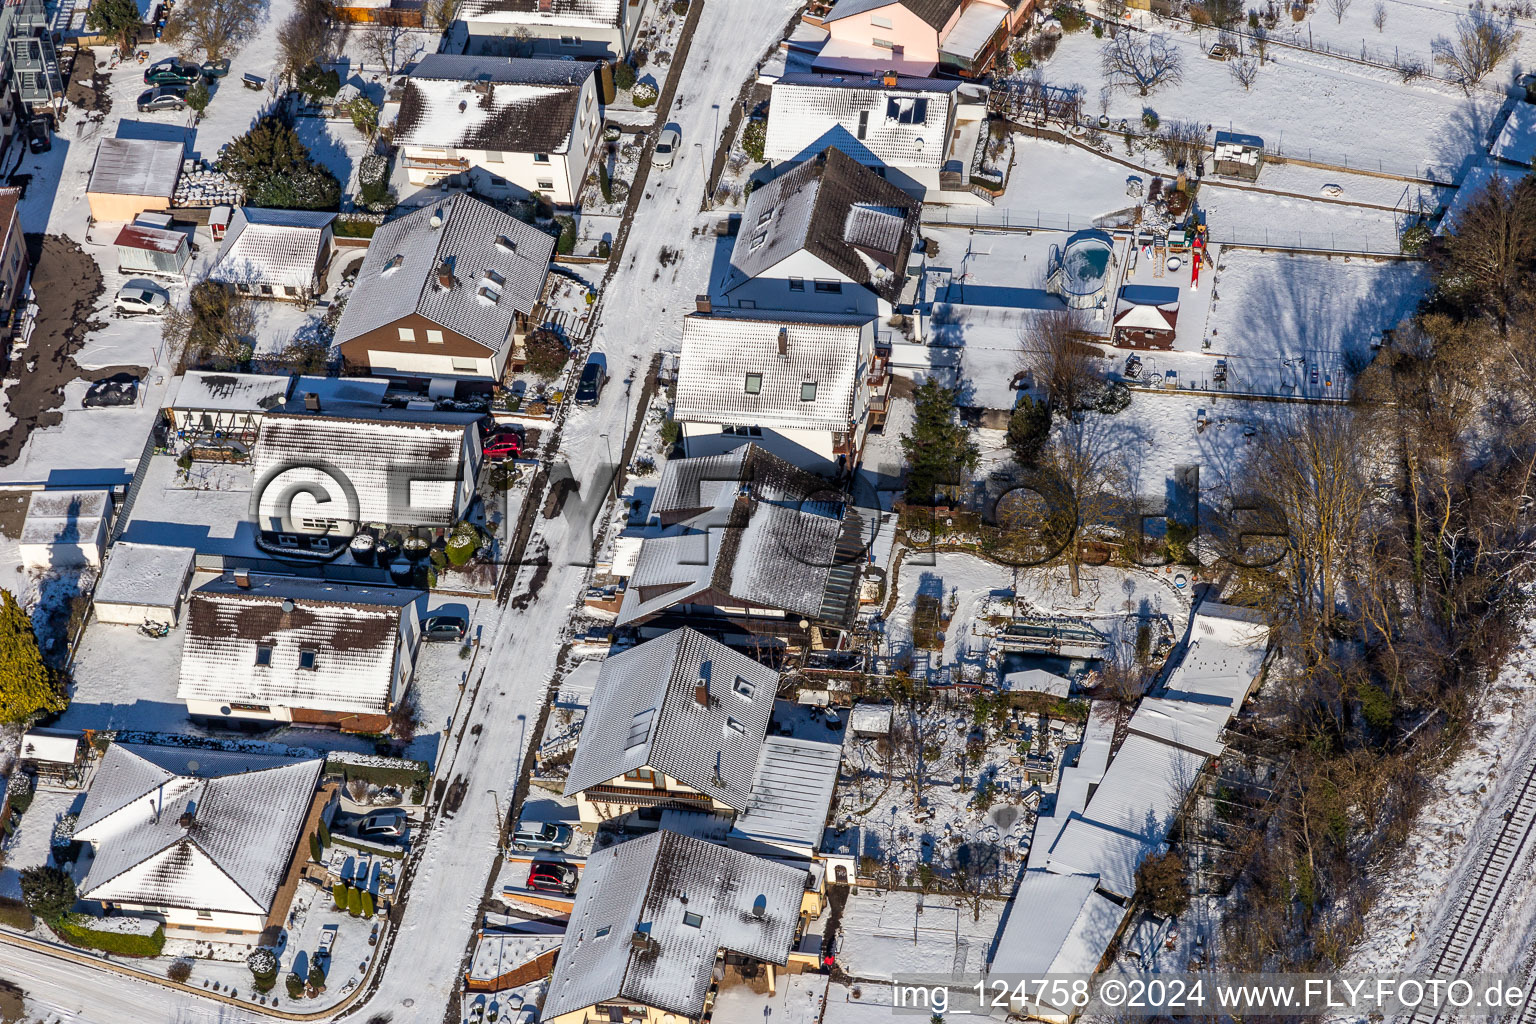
top-left (941, 1), bottom-right (1007, 61)
top-left (113, 223), bottom-right (187, 255)
top-left (168, 371), bottom-right (292, 413)
top-left (177, 574), bottom-right (423, 715)
top-left (93, 542), bottom-right (196, 611)
top-left (252, 410), bottom-right (475, 527)
top-left (467, 926), bottom-right (564, 984)
top-left (1494, 105), bottom-right (1536, 167)
top-left (543, 830), bottom-right (806, 1020)
top-left (564, 627), bottom-right (780, 811)
top-left (616, 446), bottom-right (863, 627)
top-left (88, 137), bottom-right (183, 199)
top-left (1114, 285), bottom-right (1180, 331)
top-left (76, 743), bottom-right (322, 916)
top-left (989, 870), bottom-right (1122, 978)
top-left (848, 703), bottom-right (892, 736)
top-left (824, 0), bottom-right (961, 30)
top-left (333, 193), bottom-right (555, 355)
top-left (729, 734), bottom-right (842, 852)
top-left (675, 311), bottom-right (872, 434)
top-left (395, 55), bottom-right (593, 156)
top-left (19, 730), bottom-right (81, 764)
top-left (20, 489), bottom-right (110, 548)
top-left (727, 149), bottom-right (920, 304)
top-left (766, 74), bottom-right (959, 171)
top-left (458, 0), bottom-right (623, 28)
top-left (208, 208), bottom-right (335, 291)
top-left (1001, 667), bottom-right (1070, 696)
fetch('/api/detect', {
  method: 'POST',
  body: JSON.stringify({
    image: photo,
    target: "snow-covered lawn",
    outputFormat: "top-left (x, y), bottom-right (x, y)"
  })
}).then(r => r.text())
top-left (0, 787), bottom-right (82, 901)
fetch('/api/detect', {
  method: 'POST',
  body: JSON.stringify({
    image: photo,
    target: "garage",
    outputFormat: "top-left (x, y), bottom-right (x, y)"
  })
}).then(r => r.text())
top-left (92, 541), bottom-right (198, 626)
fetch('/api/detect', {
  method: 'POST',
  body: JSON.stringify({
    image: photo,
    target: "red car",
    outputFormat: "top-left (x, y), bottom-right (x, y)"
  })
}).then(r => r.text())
top-left (483, 426), bottom-right (523, 461)
top-left (527, 860), bottom-right (578, 894)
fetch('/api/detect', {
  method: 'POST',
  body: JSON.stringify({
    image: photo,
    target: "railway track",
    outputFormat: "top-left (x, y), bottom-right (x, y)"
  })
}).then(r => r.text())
top-left (1403, 755), bottom-right (1536, 1024)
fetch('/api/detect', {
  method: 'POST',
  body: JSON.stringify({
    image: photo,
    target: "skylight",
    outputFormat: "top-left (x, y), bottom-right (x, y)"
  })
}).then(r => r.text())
top-left (801, 382), bottom-right (818, 402)
top-left (744, 373), bottom-right (762, 395)
top-left (625, 708), bottom-right (656, 750)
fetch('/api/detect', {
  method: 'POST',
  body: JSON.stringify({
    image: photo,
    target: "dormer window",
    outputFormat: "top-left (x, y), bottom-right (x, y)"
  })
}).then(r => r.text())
top-left (748, 231), bottom-right (768, 252)
top-left (484, 269), bottom-right (505, 287)
top-left (732, 675), bottom-right (755, 699)
top-left (255, 645), bottom-right (272, 667)
top-left (743, 373), bottom-right (762, 395)
top-left (725, 717), bottom-right (745, 735)
top-left (756, 209), bottom-right (773, 226)
top-left (494, 234), bottom-right (516, 253)
top-left (478, 285), bottom-right (502, 304)
top-left (801, 382), bottom-right (818, 402)
top-left (382, 254), bottom-right (404, 274)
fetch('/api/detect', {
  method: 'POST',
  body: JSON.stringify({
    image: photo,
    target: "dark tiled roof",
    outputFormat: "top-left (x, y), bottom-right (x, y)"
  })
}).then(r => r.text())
top-left (394, 55), bottom-right (592, 155)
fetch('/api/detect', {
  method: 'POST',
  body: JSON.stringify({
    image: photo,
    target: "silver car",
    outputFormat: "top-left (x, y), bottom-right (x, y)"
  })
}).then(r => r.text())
top-left (512, 820), bottom-right (573, 852)
top-left (654, 125), bottom-right (680, 167)
top-left (115, 280), bottom-right (170, 315)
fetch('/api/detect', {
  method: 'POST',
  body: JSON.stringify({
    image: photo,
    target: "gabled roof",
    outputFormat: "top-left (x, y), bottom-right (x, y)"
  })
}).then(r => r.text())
top-left (564, 628), bottom-right (779, 810)
top-left (177, 574), bottom-right (423, 716)
top-left (617, 446), bottom-right (863, 627)
top-left (989, 870), bottom-right (1122, 978)
top-left (766, 74), bottom-right (959, 171)
top-left (1114, 285), bottom-right (1180, 332)
top-left (674, 311), bottom-right (872, 434)
top-left (824, 0), bottom-right (963, 31)
top-left (395, 55), bottom-right (593, 156)
top-left (458, 0), bottom-right (624, 28)
top-left (333, 193), bottom-right (555, 355)
top-left (727, 149), bottom-right (919, 304)
top-left (76, 744), bottom-right (322, 916)
top-left (543, 830), bottom-right (806, 1020)
top-left (208, 208), bottom-right (335, 291)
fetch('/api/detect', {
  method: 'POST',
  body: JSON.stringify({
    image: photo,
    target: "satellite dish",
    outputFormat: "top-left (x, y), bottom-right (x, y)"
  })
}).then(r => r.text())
top-left (281, 598), bottom-right (295, 613)
top-left (187, 760), bottom-right (200, 774)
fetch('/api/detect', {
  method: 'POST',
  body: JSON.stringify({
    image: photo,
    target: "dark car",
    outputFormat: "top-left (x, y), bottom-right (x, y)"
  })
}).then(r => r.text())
top-left (422, 615), bottom-right (468, 642)
top-left (527, 860), bottom-right (578, 894)
top-left (573, 360), bottom-right (604, 405)
top-left (83, 373), bottom-right (139, 408)
top-left (137, 86), bottom-right (187, 113)
top-left (25, 117), bottom-right (50, 154)
top-left (143, 57), bottom-right (201, 86)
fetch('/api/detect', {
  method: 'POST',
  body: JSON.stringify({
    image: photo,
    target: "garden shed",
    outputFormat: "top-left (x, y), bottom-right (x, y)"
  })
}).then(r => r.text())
top-left (114, 221), bottom-right (190, 277)
top-left (18, 489), bottom-right (111, 570)
top-left (1212, 130), bottom-right (1264, 181)
top-left (86, 136), bottom-right (183, 222)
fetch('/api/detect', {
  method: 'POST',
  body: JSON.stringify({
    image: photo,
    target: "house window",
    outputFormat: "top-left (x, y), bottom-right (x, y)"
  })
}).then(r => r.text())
top-left (801, 382), bottom-right (818, 402)
top-left (382, 254), bottom-right (404, 274)
top-left (255, 645), bottom-right (272, 666)
top-left (623, 766), bottom-right (655, 783)
top-left (872, 36), bottom-right (896, 48)
top-left (813, 280), bottom-right (842, 293)
top-left (427, 330), bottom-right (445, 344)
top-left (856, 110), bottom-right (868, 140)
top-left (682, 911), bottom-right (704, 928)
top-left (485, 269), bottom-right (506, 287)
top-left (788, 277), bottom-right (805, 291)
top-left (732, 675), bottom-right (756, 699)
top-left (486, 151), bottom-right (503, 163)
top-left (197, 910), bottom-right (213, 920)
top-left (595, 925), bottom-right (612, 937)
top-left (259, 284), bottom-right (274, 296)
top-left (489, 176), bottom-right (508, 187)
top-left (230, 702), bottom-right (271, 713)
top-left (870, 13), bottom-right (893, 27)
top-left (534, 153), bottom-right (551, 163)
top-left (398, 327), bottom-right (416, 342)
top-left (744, 372), bottom-right (762, 394)
top-left (537, 178), bottom-right (555, 190)
top-left (299, 650), bottom-right (317, 670)
top-left (559, 35), bottom-right (580, 45)
top-left (725, 717), bottom-right (745, 735)
top-left (452, 358), bottom-right (480, 372)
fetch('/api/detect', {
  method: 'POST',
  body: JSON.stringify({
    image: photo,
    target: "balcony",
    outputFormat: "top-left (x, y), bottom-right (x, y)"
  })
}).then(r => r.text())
top-left (9, 31), bottom-right (60, 108)
top-left (401, 151), bottom-right (469, 172)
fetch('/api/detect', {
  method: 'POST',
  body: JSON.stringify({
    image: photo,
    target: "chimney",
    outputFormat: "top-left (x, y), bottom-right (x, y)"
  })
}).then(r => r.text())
top-left (178, 810), bottom-right (195, 828)
top-left (304, 392), bottom-right (321, 412)
top-left (695, 294), bottom-right (712, 314)
top-left (694, 680), bottom-right (709, 706)
top-left (882, 70), bottom-right (897, 88)
top-left (233, 570), bottom-right (251, 589)
top-left (776, 327), bottom-right (788, 356)
top-left (539, 0), bottom-right (551, 9)
top-left (437, 261), bottom-right (456, 290)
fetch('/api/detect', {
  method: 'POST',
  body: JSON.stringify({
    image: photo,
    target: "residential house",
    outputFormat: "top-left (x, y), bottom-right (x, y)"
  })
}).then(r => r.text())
top-left (0, 186), bottom-right (27, 319)
top-left (719, 148), bottom-right (921, 320)
top-left (816, 0), bottom-right (1024, 78)
top-left (393, 55), bottom-right (601, 206)
top-left (764, 73), bottom-right (990, 201)
top-left (564, 627), bottom-right (781, 824)
top-left (333, 193), bottom-right (556, 388)
top-left (453, 0), bottom-right (647, 61)
top-left (177, 573), bottom-right (427, 732)
top-left (541, 829), bottom-right (817, 1024)
top-left (74, 743), bottom-right (326, 944)
top-left (252, 405), bottom-right (482, 546)
top-left (207, 208), bottom-right (337, 303)
top-left (1112, 285), bottom-right (1180, 349)
top-left (673, 310), bottom-right (885, 472)
top-left (616, 445), bottom-right (865, 643)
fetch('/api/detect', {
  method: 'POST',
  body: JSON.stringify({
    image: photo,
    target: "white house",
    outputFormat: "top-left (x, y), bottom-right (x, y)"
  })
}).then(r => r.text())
top-left (673, 310), bottom-right (883, 472)
top-left (333, 193), bottom-right (555, 387)
top-left (764, 73), bottom-right (990, 202)
top-left (719, 148), bottom-right (921, 320)
top-left (206, 208), bottom-right (336, 302)
top-left (18, 489), bottom-right (111, 570)
top-left (177, 573), bottom-right (427, 733)
top-left (74, 743), bottom-right (324, 944)
top-left (393, 55), bottom-right (601, 206)
top-left (452, 0), bottom-right (647, 61)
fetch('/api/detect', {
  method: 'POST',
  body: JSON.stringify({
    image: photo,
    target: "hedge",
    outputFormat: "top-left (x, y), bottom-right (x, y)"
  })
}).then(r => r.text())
top-left (0, 898), bottom-right (32, 931)
top-left (346, 886), bottom-right (362, 917)
top-left (360, 890), bottom-right (375, 918)
top-left (333, 219), bottom-right (379, 239)
top-left (323, 758), bottom-right (429, 792)
top-left (317, 817), bottom-right (332, 847)
top-left (56, 919), bottom-right (166, 957)
top-left (330, 832), bottom-right (405, 859)
top-left (309, 832), bottom-right (323, 863)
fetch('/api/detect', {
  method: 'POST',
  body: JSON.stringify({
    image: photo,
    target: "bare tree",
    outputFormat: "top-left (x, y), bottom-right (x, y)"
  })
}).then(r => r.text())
top-left (1433, 8), bottom-right (1521, 93)
top-left (1324, 0), bottom-right (1352, 24)
top-left (359, 20), bottom-right (409, 75)
top-left (1251, 21), bottom-right (1269, 61)
top-left (1371, 0), bottom-right (1387, 31)
top-left (1031, 417), bottom-right (1129, 597)
top-left (1101, 31), bottom-right (1185, 96)
top-left (1156, 117), bottom-right (1205, 170)
top-left (1017, 308), bottom-right (1101, 415)
top-left (422, 0), bottom-right (460, 33)
top-left (276, 0), bottom-right (339, 79)
top-left (1439, 174), bottom-right (1536, 327)
top-left (161, 0), bottom-right (264, 60)
top-left (1230, 51), bottom-right (1260, 89)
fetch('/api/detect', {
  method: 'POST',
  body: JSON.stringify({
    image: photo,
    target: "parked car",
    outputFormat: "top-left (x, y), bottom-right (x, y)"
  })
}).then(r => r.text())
top-left (137, 87), bottom-right (187, 113)
top-left (482, 427), bottom-right (522, 462)
top-left (574, 360), bottom-right (604, 405)
top-left (83, 373), bottom-right (139, 408)
top-left (25, 117), bottom-right (50, 154)
top-left (422, 615), bottom-right (467, 642)
top-left (526, 860), bottom-right (578, 894)
top-left (115, 279), bottom-right (170, 316)
top-left (654, 125), bottom-right (681, 168)
top-left (357, 809), bottom-right (408, 839)
top-left (143, 57), bottom-right (201, 86)
top-left (512, 820), bottom-right (573, 852)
